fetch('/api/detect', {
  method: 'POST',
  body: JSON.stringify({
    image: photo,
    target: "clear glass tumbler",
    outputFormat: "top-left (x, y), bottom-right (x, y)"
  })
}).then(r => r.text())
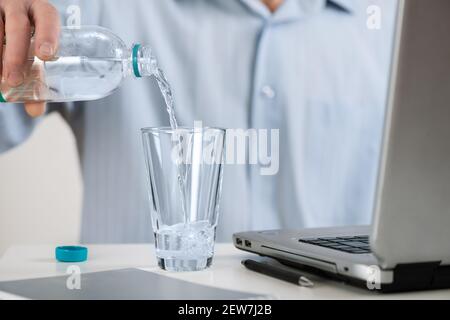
top-left (141, 127), bottom-right (226, 272)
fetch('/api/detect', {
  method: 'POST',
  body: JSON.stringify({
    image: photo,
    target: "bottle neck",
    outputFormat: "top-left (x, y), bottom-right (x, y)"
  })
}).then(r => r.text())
top-left (129, 44), bottom-right (157, 78)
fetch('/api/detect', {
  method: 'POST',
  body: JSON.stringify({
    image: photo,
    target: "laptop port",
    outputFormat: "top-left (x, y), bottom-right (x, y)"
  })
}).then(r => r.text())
top-left (236, 238), bottom-right (243, 246)
top-left (244, 240), bottom-right (252, 248)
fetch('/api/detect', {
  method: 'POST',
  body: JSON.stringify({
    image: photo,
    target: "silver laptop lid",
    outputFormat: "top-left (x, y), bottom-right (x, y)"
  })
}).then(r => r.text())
top-left (371, 0), bottom-right (450, 269)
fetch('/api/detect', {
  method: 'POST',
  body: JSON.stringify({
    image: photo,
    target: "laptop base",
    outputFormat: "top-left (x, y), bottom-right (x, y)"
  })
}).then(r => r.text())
top-left (260, 252), bottom-right (450, 293)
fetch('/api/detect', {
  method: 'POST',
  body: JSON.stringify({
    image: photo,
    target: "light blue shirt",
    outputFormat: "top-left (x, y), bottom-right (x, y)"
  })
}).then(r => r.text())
top-left (0, 0), bottom-right (397, 243)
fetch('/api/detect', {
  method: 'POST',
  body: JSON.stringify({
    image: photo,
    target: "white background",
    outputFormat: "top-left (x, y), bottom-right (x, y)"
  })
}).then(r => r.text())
top-left (0, 114), bottom-right (82, 255)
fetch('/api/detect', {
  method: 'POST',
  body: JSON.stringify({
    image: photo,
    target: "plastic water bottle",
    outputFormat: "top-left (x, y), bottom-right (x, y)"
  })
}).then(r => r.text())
top-left (0, 26), bottom-right (158, 103)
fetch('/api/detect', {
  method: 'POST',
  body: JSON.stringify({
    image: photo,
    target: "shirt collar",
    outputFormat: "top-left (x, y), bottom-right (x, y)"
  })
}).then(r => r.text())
top-left (329, 0), bottom-right (356, 13)
top-left (239, 0), bottom-right (355, 23)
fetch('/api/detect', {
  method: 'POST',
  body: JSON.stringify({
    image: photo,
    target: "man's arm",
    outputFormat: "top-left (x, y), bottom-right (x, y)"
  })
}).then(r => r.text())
top-left (0, 104), bottom-right (39, 153)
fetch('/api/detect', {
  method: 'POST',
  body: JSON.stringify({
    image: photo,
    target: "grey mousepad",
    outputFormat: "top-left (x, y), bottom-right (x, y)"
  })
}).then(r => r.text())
top-left (0, 268), bottom-right (264, 300)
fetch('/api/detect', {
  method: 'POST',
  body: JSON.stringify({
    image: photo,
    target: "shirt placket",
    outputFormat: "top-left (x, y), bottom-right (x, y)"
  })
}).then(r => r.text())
top-left (248, 19), bottom-right (282, 230)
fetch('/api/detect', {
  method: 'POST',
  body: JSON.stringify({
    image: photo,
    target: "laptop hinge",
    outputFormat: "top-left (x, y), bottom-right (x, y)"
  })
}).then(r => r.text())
top-left (382, 261), bottom-right (441, 292)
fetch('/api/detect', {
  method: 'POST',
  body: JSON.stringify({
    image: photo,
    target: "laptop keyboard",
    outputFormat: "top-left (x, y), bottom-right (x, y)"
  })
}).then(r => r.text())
top-left (299, 235), bottom-right (371, 254)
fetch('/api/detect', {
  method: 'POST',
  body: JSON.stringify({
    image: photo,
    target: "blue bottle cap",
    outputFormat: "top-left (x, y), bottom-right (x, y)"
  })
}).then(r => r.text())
top-left (55, 246), bottom-right (88, 263)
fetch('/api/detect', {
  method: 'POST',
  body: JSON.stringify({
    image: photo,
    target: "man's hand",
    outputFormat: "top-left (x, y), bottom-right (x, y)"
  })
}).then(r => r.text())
top-left (0, 0), bottom-right (60, 117)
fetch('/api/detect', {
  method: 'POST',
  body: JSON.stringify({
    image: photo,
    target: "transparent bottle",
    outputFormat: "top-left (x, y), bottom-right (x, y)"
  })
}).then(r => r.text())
top-left (0, 26), bottom-right (157, 103)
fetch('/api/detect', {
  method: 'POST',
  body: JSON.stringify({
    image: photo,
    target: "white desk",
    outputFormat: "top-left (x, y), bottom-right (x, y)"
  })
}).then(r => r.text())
top-left (0, 244), bottom-right (449, 300)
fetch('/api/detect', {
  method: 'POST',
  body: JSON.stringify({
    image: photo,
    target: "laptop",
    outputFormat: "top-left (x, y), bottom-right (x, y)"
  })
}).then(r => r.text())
top-left (233, 0), bottom-right (450, 293)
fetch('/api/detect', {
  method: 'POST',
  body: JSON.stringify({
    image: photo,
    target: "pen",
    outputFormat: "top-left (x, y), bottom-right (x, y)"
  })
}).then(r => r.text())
top-left (241, 259), bottom-right (314, 287)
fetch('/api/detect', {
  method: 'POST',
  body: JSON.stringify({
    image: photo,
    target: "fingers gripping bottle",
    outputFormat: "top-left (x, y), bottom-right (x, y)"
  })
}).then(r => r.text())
top-left (0, 26), bottom-right (157, 103)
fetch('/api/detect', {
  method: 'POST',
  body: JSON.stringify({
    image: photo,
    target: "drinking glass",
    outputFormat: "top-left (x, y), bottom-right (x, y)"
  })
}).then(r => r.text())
top-left (141, 127), bottom-right (226, 272)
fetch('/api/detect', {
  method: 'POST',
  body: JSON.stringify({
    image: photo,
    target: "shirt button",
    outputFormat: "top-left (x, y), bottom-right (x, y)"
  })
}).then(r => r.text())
top-left (261, 85), bottom-right (276, 99)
